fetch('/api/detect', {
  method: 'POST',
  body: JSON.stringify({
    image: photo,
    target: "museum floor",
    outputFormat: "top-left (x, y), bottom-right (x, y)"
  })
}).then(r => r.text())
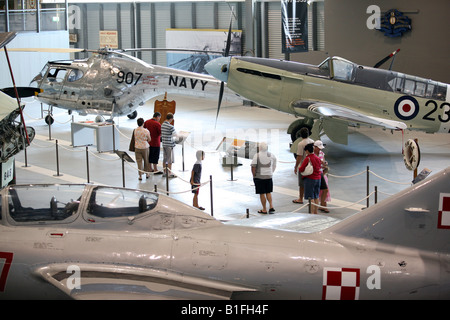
top-left (14, 94), bottom-right (450, 223)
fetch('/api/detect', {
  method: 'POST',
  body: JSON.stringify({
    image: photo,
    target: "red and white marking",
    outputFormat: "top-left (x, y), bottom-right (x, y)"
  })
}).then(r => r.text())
top-left (438, 193), bottom-right (450, 229)
top-left (322, 267), bottom-right (360, 300)
top-left (396, 98), bottom-right (417, 119)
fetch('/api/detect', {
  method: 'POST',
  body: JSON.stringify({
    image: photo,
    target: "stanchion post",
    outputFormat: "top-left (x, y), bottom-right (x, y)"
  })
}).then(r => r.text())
top-left (210, 175), bottom-right (213, 217)
top-left (154, 184), bottom-right (157, 193)
top-left (48, 120), bottom-right (52, 141)
top-left (246, 208), bottom-right (249, 219)
top-left (23, 143), bottom-right (29, 167)
top-left (366, 166), bottom-right (370, 208)
top-left (112, 124), bottom-right (116, 152)
top-left (121, 153), bottom-right (125, 187)
top-left (374, 186), bottom-right (378, 204)
top-left (182, 142), bottom-right (185, 172)
top-left (54, 139), bottom-right (62, 177)
top-left (165, 164), bottom-right (169, 196)
top-left (85, 146), bottom-right (90, 183)
top-left (308, 198), bottom-right (312, 214)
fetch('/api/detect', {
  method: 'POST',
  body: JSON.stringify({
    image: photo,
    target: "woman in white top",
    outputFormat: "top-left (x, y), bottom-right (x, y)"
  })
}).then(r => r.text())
top-left (251, 142), bottom-right (277, 214)
top-left (134, 118), bottom-right (151, 180)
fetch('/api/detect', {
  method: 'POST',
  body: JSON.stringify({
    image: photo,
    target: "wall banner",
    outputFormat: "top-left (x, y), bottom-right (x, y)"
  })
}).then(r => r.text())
top-left (282, 0), bottom-right (308, 53)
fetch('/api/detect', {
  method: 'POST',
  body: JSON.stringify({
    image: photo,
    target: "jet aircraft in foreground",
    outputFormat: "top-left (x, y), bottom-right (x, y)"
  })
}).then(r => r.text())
top-left (205, 54), bottom-right (450, 147)
top-left (0, 167), bottom-right (448, 299)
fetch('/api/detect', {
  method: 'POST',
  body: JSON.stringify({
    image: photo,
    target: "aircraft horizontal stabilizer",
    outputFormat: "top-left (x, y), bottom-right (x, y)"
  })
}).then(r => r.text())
top-left (35, 263), bottom-right (257, 300)
top-left (326, 167), bottom-right (450, 253)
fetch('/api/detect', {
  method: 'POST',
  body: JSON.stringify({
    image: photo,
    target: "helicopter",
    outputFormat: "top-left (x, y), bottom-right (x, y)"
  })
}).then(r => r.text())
top-left (24, 46), bottom-right (236, 125)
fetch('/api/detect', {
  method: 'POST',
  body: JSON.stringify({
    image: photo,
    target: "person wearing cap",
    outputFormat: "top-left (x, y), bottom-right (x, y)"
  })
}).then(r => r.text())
top-left (314, 140), bottom-right (330, 213)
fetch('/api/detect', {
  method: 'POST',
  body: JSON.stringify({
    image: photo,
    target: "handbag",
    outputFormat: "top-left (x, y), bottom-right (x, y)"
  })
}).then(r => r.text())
top-left (129, 129), bottom-right (135, 152)
top-left (301, 158), bottom-right (313, 176)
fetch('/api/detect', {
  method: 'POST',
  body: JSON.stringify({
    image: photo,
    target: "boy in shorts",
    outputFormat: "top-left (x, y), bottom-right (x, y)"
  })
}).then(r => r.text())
top-left (191, 150), bottom-right (205, 210)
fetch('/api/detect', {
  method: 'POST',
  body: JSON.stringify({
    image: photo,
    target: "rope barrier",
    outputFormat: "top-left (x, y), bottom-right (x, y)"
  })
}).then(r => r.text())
top-left (25, 133), bottom-right (414, 215)
top-left (368, 169), bottom-right (411, 185)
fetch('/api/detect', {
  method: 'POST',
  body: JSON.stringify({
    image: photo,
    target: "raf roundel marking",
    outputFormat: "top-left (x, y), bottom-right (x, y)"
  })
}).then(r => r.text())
top-left (394, 96), bottom-right (419, 121)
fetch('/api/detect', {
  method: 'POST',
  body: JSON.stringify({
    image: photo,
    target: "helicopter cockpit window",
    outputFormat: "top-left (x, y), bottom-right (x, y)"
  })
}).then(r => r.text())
top-left (87, 187), bottom-right (158, 219)
top-left (332, 58), bottom-right (355, 82)
top-left (47, 68), bottom-right (68, 83)
top-left (7, 185), bottom-right (85, 224)
top-left (67, 69), bottom-right (84, 82)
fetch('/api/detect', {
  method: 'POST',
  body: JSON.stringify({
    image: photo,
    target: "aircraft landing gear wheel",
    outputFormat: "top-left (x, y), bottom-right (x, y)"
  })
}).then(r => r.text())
top-left (290, 124), bottom-right (312, 142)
top-left (127, 111), bottom-right (137, 119)
top-left (45, 115), bottom-right (54, 125)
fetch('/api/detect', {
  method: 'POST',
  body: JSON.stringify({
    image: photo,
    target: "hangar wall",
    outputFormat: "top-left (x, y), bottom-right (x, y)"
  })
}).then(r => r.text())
top-left (290, 0), bottom-right (450, 84)
top-left (0, 31), bottom-right (69, 88)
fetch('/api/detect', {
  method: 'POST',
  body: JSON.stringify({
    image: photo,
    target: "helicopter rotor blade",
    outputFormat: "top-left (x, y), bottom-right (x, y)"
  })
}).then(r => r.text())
top-left (1, 47), bottom-right (86, 53)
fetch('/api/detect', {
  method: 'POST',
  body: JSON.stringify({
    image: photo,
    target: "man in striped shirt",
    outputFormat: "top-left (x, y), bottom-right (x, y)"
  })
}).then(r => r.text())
top-left (161, 113), bottom-right (177, 177)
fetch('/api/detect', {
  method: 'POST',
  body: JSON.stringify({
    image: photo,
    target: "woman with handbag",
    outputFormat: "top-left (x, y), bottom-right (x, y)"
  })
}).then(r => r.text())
top-left (298, 143), bottom-right (322, 214)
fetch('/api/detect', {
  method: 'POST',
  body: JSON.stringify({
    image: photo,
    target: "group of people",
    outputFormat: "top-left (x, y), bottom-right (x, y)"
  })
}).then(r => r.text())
top-left (132, 112), bottom-right (177, 180)
top-left (250, 127), bottom-right (330, 215)
top-left (292, 128), bottom-right (330, 214)
top-left (133, 114), bottom-right (329, 214)
top-left (132, 112), bottom-right (206, 210)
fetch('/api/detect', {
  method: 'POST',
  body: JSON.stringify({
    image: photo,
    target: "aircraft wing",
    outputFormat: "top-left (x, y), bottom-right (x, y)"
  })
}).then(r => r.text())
top-left (308, 102), bottom-right (407, 130)
top-left (293, 102), bottom-right (408, 145)
top-left (35, 263), bottom-right (257, 300)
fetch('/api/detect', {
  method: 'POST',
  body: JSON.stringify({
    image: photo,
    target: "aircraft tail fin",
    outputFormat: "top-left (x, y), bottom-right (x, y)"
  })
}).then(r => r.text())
top-left (326, 167), bottom-right (450, 253)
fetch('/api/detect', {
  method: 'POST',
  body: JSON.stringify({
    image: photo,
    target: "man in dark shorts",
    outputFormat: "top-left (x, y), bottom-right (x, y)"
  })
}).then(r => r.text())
top-left (144, 112), bottom-right (163, 174)
top-left (251, 142), bottom-right (277, 214)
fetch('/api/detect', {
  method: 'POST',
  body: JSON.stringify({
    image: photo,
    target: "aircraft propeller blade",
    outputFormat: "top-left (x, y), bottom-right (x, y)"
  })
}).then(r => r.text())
top-left (215, 17), bottom-right (233, 127)
top-left (373, 49), bottom-right (400, 68)
top-left (1, 87), bottom-right (42, 98)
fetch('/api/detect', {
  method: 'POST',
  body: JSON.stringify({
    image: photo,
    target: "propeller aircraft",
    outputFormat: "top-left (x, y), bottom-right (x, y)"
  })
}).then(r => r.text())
top-left (205, 50), bottom-right (450, 148)
top-left (0, 167), bottom-right (448, 299)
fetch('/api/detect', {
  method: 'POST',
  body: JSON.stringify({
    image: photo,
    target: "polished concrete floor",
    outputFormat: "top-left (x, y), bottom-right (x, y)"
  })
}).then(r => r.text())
top-left (15, 94), bottom-right (450, 223)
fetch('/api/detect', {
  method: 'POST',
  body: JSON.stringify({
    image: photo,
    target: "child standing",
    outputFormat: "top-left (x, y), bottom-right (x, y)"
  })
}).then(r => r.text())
top-left (191, 150), bottom-right (205, 210)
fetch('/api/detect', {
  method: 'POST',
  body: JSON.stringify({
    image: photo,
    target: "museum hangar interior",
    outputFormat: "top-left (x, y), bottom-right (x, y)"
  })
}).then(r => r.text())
top-left (0, 0), bottom-right (449, 302)
top-left (1, 0), bottom-right (449, 221)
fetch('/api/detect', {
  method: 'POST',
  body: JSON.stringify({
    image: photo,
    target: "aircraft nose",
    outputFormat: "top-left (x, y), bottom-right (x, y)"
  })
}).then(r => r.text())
top-left (205, 57), bottom-right (231, 83)
top-left (30, 73), bottom-right (42, 86)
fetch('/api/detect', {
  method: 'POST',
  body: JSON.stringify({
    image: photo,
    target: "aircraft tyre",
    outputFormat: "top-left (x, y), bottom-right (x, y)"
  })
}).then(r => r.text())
top-left (288, 118), bottom-right (313, 142)
top-left (45, 115), bottom-right (54, 125)
top-left (127, 111), bottom-right (137, 119)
